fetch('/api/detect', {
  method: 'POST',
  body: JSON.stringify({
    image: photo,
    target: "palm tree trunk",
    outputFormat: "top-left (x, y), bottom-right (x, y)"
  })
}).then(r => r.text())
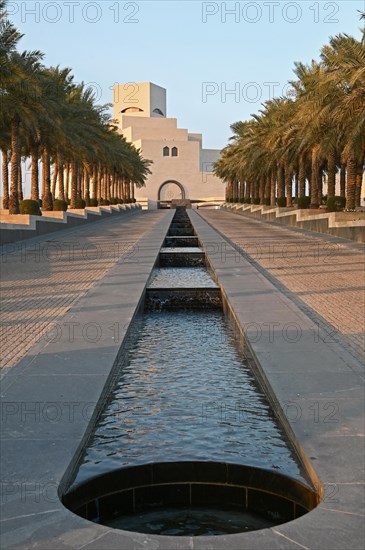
top-left (327, 152), bottom-right (336, 199)
top-left (340, 163), bottom-right (346, 198)
top-left (102, 171), bottom-right (106, 201)
top-left (355, 164), bottom-right (363, 207)
top-left (103, 170), bottom-right (107, 200)
top-left (18, 159), bottom-right (23, 201)
top-left (98, 166), bottom-right (103, 200)
top-left (346, 157), bottom-right (357, 210)
top-left (285, 165), bottom-right (292, 207)
top-left (57, 153), bottom-right (65, 201)
top-left (259, 178), bottom-right (265, 205)
top-left (131, 182), bottom-right (135, 200)
top-left (84, 167), bottom-right (90, 205)
top-left (106, 172), bottom-right (111, 201)
top-left (298, 154), bottom-right (306, 197)
top-left (243, 179), bottom-right (247, 201)
top-left (238, 180), bottom-right (242, 201)
top-left (109, 172), bottom-right (112, 201)
top-left (228, 181), bottom-right (233, 201)
top-left (111, 172), bottom-right (115, 199)
top-left (270, 173), bottom-right (276, 206)
top-left (65, 162), bottom-right (70, 202)
top-left (111, 172), bottom-right (116, 199)
top-left (70, 160), bottom-right (78, 209)
top-left (118, 177), bottom-right (122, 201)
top-left (317, 166), bottom-right (323, 206)
top-left (9, 117), bottom-right (20, 214)
top-left (101, 168), bottom-right (107, 200)
top-left (230, 180), bottom-right (238, 200)
top-left (264, 176), bottom-right (270, 204)
top-left (239, 174), bottom-right (245, 201)
top-left (294, 172), bottom-right (298, 200)
top-left (78, 168), bottom-right (83, 199)
top-left (51, 160), bottom-right (58, 199)
top-left (42, 149), bottom-right (53, 211)
top-left (2, 149), bottom-right (9, 209)
top-left (310, 149), bottom-right (319, 208)
top-left (92, 165), bottom-right (97, 199)
top-left (246, 180), bottom-right (251, 202)
top-left (30, 143), bottom-right (39, 201)
top-left (277, 165), bottom-right (285, 199)
top-left (251, 181), bottom-right (256, 201)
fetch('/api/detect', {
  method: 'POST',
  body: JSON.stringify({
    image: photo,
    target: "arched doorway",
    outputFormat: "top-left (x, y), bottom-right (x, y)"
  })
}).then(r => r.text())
top-left (158, 180), bottom-right (185, 208)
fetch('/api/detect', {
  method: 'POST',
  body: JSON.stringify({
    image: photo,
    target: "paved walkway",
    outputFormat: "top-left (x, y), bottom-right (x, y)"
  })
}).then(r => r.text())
top-left (0, 211), bottom-right (165, 371)
top-left (1, 208), bottom-right (364, 372)
top-left (200, 209), bottom-right (365, 366)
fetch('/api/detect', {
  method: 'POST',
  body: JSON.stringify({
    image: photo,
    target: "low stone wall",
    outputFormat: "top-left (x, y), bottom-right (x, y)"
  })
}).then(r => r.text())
top-left (0, 204), bottom-right (141, 245)
top-left (222, 203), bottom-right (365, 243)
top-left (136, 197), bottom-right (149, 210)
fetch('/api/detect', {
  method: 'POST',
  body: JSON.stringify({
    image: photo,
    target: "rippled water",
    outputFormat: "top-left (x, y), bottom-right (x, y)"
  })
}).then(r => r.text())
top-left (105, 507), bottom-right (276, 536)
top-left (72, 310), bottom-right (307, 486)
top-left (160, 247), bottom-right (203, 253)
top-left (148, 267), bottom-right (218, 288)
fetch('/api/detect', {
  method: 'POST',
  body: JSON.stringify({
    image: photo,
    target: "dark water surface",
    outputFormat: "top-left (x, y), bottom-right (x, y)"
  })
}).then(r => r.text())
top-left (104, 507), bottom-right (277, 536)
top-left (72, 310), bottom-right (307, 487)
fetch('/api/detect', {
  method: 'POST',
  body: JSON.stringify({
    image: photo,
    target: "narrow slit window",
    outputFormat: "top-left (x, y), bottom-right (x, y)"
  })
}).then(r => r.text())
top-left (163, 146), bottom-right (170, 157)
top-left (172, 147), bottom-right (178, 157)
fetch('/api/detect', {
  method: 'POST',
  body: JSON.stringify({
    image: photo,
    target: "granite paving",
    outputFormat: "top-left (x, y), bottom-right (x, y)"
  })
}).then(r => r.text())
top-left (200, 209), bottom-right (365, 366)
top-left (0, 207), bottom-right (363, 549)
top-left (0, 211), bottom-right (164, 372)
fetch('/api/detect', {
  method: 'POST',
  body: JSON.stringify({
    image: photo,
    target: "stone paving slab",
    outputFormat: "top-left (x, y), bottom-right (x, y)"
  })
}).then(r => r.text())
top-left (0, 210), bottom-right (164, 371)
top-left (200, 209), bottom-right (365, 366)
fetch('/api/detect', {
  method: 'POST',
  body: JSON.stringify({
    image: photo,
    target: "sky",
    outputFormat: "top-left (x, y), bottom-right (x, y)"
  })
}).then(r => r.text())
top-left (8, 0), bottom-right (365, 151)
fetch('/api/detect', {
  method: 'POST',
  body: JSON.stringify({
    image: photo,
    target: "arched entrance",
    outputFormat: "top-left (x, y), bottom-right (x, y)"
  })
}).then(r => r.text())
top-left (157, 180), bottom-right (185, 208)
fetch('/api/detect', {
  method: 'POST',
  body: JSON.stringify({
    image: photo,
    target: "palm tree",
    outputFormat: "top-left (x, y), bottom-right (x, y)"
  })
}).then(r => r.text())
top-left (320, 32), bottom-right (365, 208)
top-left (215, 27), bottom-right (364, 211)
top-left (1, 145), bottom-right (9, 209)
top-left (0, 27), bottom-right (44, 213)
top-left (8, 51), bottom-right (44, 213)
top-left (0, 0), bottom-right (22, 210)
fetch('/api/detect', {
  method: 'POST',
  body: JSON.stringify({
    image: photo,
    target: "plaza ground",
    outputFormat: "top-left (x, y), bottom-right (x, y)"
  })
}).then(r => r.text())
top-left (1, 209), bottom-right (363, 372)
top-left (0, 208), bottom-right (363, 549)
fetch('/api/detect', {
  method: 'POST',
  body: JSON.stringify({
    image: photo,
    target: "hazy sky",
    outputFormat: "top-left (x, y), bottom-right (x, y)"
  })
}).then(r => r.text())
top-left (8, 0), bottom-right (365, 150)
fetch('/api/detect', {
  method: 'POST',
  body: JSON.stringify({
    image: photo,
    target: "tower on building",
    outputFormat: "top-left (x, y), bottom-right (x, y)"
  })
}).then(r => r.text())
top-left (113, 82), bottom-right (224, 210)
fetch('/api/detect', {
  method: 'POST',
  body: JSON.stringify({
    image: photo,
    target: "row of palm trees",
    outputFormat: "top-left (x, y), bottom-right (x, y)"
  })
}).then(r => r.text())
top-left (0, 0), bottom-right (152, 214)
top-left (215, 20), bottom-right (365, 210)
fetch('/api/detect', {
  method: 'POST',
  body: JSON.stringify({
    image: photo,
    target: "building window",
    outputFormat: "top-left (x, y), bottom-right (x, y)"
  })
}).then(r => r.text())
top-left (163, 146), bottom-right (170, 157)
top-left (172, 147), bottom-right (178, 157)
top-left (153, 108), bottom-right (165, 116)
top-left (121, 107), bottom-right (144, 113)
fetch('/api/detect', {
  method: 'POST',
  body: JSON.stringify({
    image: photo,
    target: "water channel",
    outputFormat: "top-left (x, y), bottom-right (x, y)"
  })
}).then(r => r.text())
top-left (64, 207), bottom-right (317, 537)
